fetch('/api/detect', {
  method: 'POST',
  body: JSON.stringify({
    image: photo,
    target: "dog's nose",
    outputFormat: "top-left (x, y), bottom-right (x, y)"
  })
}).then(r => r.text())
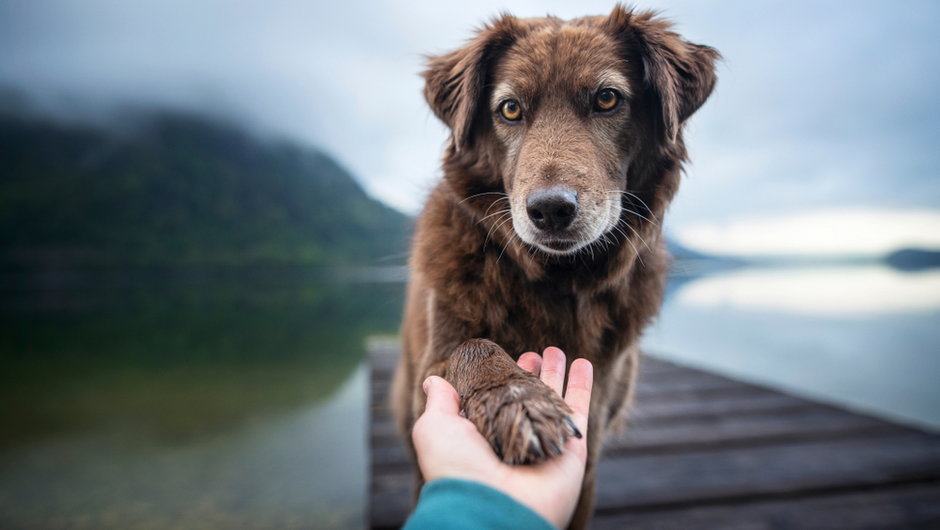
top-left (526, 188), bottom-right (578, 232)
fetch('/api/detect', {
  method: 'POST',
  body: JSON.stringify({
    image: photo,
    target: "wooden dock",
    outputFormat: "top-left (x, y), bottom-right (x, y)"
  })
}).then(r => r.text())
top-left (368, 343), bottom-right (940, 529)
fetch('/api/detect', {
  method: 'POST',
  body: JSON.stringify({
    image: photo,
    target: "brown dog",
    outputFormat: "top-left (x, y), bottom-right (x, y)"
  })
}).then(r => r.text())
top-left (392, 5), bottom-right (717, 528)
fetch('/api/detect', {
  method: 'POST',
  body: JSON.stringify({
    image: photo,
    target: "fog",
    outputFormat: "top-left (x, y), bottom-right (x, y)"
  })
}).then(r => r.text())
top-left (2, 0), bottom-right (938, 253)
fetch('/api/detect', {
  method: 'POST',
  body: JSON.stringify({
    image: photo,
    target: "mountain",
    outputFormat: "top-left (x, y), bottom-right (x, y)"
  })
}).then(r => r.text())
top-left (666, 238), bottom-right (711, 261)
top-left (666, 237), bottom-right (744, 275)
top-left (885, 248), bottom-right (940, 271)
top-left (0, 107), bottom-right (411, 269)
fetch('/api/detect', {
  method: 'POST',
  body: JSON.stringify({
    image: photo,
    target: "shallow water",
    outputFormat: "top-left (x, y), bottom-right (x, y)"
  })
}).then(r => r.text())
top-left (0, 275), bottom-right (403, 529)
top-left (1, 264), bottom-right (937, 528)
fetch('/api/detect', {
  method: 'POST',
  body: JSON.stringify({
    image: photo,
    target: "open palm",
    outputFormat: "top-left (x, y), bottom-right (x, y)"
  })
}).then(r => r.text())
top-left (412, 347), bottom-right (593, 529)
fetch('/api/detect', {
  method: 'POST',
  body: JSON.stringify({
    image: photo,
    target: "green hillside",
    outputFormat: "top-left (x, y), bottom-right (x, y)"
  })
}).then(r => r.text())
top-left (0, 107), bottom-right (411, 268)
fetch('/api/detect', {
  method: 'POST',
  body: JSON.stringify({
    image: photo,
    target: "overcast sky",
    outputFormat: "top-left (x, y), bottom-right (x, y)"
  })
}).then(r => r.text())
top-left (1, 0), bottom-right (938, 255)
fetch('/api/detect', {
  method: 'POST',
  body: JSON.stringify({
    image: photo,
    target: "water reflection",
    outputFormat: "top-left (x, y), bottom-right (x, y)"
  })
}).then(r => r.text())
top-left (4, 264), bottom-right (938, 527)
top-left (677, 265), bottom-right (940, 316)
top-left (1, 366), bottom-right (368, 528)
top-left (644, 265), bottom-right (940, 431)
top-left (0, 275), bottom-right (404, 529)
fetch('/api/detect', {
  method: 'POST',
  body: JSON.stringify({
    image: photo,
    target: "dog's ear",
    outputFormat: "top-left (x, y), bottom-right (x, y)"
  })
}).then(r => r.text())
top-left (423, 15), bottom-right (522, 151)
top-left (605, 5), bottom-right (719, 144)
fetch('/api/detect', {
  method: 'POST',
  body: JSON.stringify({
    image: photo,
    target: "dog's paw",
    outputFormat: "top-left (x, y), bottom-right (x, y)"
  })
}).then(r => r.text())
top-left (462, 374), bottom-right (581, 465)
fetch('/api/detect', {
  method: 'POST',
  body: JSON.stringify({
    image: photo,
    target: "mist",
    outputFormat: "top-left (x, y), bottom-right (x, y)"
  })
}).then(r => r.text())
top-left (2, 0), bottom-right (938, 250)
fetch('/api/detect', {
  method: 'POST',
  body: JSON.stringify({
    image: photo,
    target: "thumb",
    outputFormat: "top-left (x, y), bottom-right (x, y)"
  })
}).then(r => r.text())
top-left (422, 376), bottom-right (461, 416)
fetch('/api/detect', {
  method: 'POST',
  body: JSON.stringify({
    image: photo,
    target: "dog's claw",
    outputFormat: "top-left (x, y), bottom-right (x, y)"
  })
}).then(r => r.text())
top-left (456, 356), bottom-right (577, 465)
top-left (565, 417), bottom-right (582, 439)
top-left (529, 440), bottom-right (545, 459)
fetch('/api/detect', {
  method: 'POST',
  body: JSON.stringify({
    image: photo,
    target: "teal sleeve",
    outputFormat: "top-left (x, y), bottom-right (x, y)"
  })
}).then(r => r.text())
top-left (402, 478), bottom-right (556, 530)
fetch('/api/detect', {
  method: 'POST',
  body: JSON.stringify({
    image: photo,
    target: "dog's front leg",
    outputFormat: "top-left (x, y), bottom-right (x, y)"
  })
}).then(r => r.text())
top-left (443, 339), bottom-right (581, 465)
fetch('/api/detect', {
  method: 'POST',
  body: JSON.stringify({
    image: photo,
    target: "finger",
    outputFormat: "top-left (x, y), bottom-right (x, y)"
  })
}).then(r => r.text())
top-left (564, 358), bottom-right (593, 433)
top-left (540, 346), bottom-right (566, 395)
top-left (422, 376), bottom-right (461, 416)
top-left (517, 352), bottom-right (542, 375)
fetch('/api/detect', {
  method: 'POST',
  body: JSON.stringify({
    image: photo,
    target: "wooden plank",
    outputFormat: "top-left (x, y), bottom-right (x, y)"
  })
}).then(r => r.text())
top-left (368, 345), bottom-right (940, 529)
top-left (371, 490), bottom-right (411, 530)
top-left (591, 483), bottom-right (940, 530)
top-left (594, 433), bottom-right (940, 510)
top-left (607, 408), bottom-right (901, 454)
top-left (369, 345), bottom-right (413, 529)
top-left (630, 392), bottom-right (812, 421)
top-left (371, 436), bottom-right (940, 529)
top-left (635, 358), bottom-right (689, 376)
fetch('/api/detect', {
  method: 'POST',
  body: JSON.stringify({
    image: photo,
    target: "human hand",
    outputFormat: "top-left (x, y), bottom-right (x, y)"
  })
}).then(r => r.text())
top-left (411, 347), bottom-right (593, 529)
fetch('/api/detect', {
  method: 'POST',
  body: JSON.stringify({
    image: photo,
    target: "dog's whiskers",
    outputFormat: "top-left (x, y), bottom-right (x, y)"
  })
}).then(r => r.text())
top-left (623, 189), bottom-right (655, 216)
top-left (480, 207), bottom-right (512, 223)
top-left (488, 213), bottom-right (515, 250)
top-left (484, 212), bottom-right (513, 249)
top-left (622, 220), bottom-right (652, 254)
top-left (606, 191), bottom-right (658, 225)
top-left (495, 222), bottom-right (518, 264)
top-left (458, 191), bottom-right (508, 206)
top-left (606, 189), bottom-right (653, 209)
top-left (614, 220), bottom-right (647, 267)
top-left (481, 196), bottom-right (510, 218)
top-left (621, 205), bottom-right (656, 226)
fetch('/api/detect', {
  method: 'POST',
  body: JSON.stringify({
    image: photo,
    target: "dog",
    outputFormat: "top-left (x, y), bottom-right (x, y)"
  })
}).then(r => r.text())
top-left (391, 5), bottom-right (717, 528)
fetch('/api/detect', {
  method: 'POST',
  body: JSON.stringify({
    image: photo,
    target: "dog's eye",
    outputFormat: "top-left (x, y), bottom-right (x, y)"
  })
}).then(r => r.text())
top-left (594, 89), bottom-right (620, 112)
top-left (499, 100), bottom-right (523, 122)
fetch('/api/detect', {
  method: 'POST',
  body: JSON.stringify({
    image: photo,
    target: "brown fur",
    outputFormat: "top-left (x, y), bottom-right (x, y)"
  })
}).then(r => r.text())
top-left (392, 5), bottom-right (718, 528)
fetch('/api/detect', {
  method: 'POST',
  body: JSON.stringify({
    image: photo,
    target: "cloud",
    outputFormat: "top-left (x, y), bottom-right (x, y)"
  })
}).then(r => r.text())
top-left (655, 1), bottom-right (940, 228)
top-left (676, 208), bottom-right (940, 257)
top-left (677, 266), bottom-right (940, 316)
top-left (0, 0), bottom-right (938, 225)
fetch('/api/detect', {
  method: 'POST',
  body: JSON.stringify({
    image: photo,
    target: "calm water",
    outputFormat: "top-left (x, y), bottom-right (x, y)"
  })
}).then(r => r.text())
top-left (1, 264), bottom-right (937, 528)
top-left (644, 264), bottom-right (940, 431)
top-left (0, 274), bottom-right (404, 529)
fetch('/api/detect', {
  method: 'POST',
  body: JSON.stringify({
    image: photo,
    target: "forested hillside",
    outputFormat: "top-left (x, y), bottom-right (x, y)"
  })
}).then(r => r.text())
top-left (0, 107), bottom-right (410, 268)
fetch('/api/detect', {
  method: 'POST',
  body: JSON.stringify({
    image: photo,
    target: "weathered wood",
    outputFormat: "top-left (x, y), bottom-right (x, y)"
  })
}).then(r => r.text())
top-left (594, 434), bottom-right (940, 510)
top-left (368, 344), bottom-right (940, 529)
top-left (605, 408), bottom-right (904, 454)
top-left (592, 483), bottom-right (940, 530)
top-left (629, 392), bottom-right (812, 421)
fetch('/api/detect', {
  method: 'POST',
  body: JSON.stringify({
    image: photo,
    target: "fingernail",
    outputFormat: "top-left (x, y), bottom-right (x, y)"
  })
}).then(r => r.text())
top-left (422, 377), bottom-right (432, 394)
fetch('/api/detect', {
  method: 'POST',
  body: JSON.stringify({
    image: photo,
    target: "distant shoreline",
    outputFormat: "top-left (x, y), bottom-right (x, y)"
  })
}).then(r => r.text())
top-left (0, 263), bottom-right (411, 290)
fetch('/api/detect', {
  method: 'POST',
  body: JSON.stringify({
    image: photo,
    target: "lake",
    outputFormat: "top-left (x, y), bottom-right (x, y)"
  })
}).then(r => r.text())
top-left (644, 264), bottom-right (940, 432)
top-left (1, 264), bottom-right (937, 528)
top-left (0, 272), bottom-right (404, 529)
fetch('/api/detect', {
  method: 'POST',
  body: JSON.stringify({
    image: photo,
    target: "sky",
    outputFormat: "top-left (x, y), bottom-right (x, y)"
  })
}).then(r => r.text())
top-left (1, 0), bottom-right (938, 257)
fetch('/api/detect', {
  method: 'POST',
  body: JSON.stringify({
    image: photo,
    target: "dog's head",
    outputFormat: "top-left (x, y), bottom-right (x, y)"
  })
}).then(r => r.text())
top-left (424, 5), bottom-right (718, 257)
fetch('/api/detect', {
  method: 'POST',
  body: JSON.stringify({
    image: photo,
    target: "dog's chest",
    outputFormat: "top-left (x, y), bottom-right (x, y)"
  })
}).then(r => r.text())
top-left (482, 279), bottom-right (624, 361)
